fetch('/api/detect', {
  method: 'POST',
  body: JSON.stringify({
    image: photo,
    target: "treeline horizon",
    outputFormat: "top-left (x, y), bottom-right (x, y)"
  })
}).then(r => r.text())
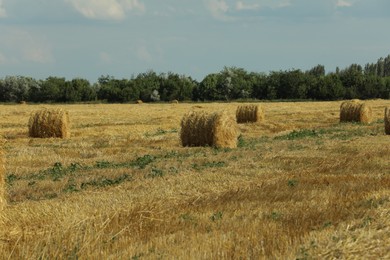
top-left (1, 55), bottom-right (390, 103)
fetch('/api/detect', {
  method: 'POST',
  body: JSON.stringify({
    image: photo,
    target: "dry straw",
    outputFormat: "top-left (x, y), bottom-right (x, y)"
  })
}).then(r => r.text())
top-left (340, 100), bottom-right (372, 123)
top-left (385, 107), bottom-right (390, 135)
top-left (0, 141), bottom-right (5, 211)
top-left (28, 108), bottom-right (70, 138)
top-left (136, 100), bottom-right (143, 104)
top-left (236, 104), bottom-right (265, 123)
top-left (180, 110), bottom-right (238, 148)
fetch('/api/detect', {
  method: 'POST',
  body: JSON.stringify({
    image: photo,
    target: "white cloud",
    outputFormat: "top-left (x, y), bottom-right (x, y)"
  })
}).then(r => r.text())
top-left (136, 45), bottom-right (152, 63)
top-left (23, 48), bottom-right (53, 63)
top-left (336, 0), bottom-right (353, 7)
top-left (66, 0), bottom-right (145, 20)
top-left (0, 52), bottom-right (7, 65)
top-left (0, 0), bottom-right (6, 18)
top-left (204, 0), bottom-right (230, 21)
top-left (99, 52), bottom-right (113, 64)
top-left (2, 30), bottom-right (54, 64)
top-left (277, 0), bottom-right (291, 8)
top-left (236, 1), bottom-right (260, 11)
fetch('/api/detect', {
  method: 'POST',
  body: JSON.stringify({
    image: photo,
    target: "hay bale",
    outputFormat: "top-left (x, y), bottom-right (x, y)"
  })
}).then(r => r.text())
top-left (170, 99), bottom-right (179, 104)
top-left (340, 100), bottom-right (372, 123)
top-left (180, 110), bottom-right (239, 148)
top-left (236, 104), bottom-right (265, 123)
top-left (136, 100), bottom-right (143, 104)
top-left (385, 107), bottom-right (390, 135)
top-left (28, 108), bottom-right (70, 138)
top-left (0, 141), bottom-right (5, 211)
top-left (19, 101), bottom-right (27, 105)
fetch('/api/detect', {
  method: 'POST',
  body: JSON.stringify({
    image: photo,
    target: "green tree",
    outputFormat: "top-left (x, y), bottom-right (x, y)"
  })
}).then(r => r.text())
top-left (158, 72), bottom-right (196, 101)
top-left (133, 70), bottom-right (161, 102)
top-left (196, 73), bottom-right (219, 101)
top-left (39, 77), bottom-right (65, 102)
top-left (307, 64), bottom-right (325, 77)
top-left (0, 76), bottom-right (38, 102)
top-left (339, 64), bottom-right (364, 99)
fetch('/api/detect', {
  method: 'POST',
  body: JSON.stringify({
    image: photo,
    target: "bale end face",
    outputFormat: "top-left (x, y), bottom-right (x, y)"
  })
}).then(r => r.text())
top-left (28, 108), bottom-right (70, 138)
top-left (180, 110), bottom-right (238, 148)
top-left (385, 107), bottom-right (390, 135)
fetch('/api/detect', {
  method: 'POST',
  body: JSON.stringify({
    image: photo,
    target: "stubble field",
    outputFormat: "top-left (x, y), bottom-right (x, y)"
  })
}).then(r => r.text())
top-left (0, 100), bottom-right (389, 259)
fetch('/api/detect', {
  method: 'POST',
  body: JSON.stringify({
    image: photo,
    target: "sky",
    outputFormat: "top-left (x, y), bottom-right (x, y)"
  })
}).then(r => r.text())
top-left (0, 0), bottom-right (389, 83)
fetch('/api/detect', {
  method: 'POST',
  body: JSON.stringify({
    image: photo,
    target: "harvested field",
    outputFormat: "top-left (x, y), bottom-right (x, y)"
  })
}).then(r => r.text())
top-left (0, 100), bottom-right (389, 259)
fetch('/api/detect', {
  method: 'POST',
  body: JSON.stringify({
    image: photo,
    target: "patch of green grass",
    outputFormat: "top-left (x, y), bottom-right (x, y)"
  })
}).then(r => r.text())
top-left (145, 128), bottom-right (178, 137)
top-left (95, 161), bottom-right (114, 169)
top-left (329, 128), bottom-right (367, 140)
top-left (179, 213), bottom-right (195, 222)
top-left (94, 155), bottom-right (156, 170)
top-left (210, 211), bottom-right (223, 222)
top-left (130, 154), bottom-right (156, 169)
top-left (63, 183), bottom-right (79, 193)
top-left (269, 211), bottom-right (283, 221)
top-left (238, 135), bottom-right (269, 148)
top-left (6, 173), bottom-right (19, 185)
top-left (192, 161), bottom-right (226, 171)
top-left (322, 221), bottom-right (332, 228)
top-left (288, 179), bottom-right (298, 187)
top-left (145, 168), bottom-right (164, 178)
top-left (28, 162), bottom-right (80, 181)
top-left (8, 154), bottom-right (156, 185)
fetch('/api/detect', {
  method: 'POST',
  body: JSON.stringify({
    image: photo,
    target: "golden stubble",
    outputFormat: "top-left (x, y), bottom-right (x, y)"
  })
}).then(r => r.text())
top-left (0, 100), bottom-right (389, 259)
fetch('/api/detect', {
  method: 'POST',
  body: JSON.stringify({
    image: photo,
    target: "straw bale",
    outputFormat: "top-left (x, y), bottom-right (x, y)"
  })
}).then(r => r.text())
top-left (340, 100), bottom-right (372, 123)
top-left (136, 100), bottom-right (143, 104)
top-left (170, 99), bottom-right (179, 104)
top-left (19, 101), bottom-right (27, 105)
top-left (385, 107), bottom-right (390, 135)
top-left (236, 104), bottom-right (265, 123)
top-left (28, 108), bottom-right (70, 138)
top-left (180, 110), bottom-right (238, 148)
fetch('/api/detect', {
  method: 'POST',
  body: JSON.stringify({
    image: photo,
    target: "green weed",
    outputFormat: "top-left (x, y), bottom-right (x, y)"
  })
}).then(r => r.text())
top-left (210, 211), bottom-right (223, 222)
top-left (145, 168), bottom-right (164, 178)
top-left (192, 161), bottom-right (226, 171)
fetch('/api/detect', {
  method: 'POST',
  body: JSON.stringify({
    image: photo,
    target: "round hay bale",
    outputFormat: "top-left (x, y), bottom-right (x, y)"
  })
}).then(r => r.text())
top-left (136, 100), bottom-right (143, 104)
top-left (180, 110), bottom-right (239, 148)
top-left (28, 108), bottom-right (70, 138)
top-left (385, 107), bottom-right (390, 135)
top-left (170, 99), bottom-right (179, 104)
top-left (236, 104), bottom-right (265, 123)
top-left (340, 100), bottom-right (372, 123)
top-left (19, 101), bottom-right (27, 105)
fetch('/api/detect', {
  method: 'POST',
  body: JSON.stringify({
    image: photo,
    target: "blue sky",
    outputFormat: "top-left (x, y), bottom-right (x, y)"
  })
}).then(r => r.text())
top-left (0, 0), bottom-right (389, 83)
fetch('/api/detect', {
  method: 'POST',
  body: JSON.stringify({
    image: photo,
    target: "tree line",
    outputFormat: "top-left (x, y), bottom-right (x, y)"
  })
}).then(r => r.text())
top-left (1, 55), bottom-right (390, 103)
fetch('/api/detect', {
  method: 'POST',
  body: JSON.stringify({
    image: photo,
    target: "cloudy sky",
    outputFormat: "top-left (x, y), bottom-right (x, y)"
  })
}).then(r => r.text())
top-left (0, 0), bottom-right (389, 83)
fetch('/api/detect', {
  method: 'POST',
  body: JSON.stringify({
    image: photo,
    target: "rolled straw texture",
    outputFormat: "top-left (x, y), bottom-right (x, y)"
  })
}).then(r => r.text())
top-left (340, 100), bottom-right (372, 123)
top-left (180, 110), bottom-right (238, 148)
top-left (28, 108), bottom-right (70, 138)
top-left (236, 104), bottom-right (265, 123)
